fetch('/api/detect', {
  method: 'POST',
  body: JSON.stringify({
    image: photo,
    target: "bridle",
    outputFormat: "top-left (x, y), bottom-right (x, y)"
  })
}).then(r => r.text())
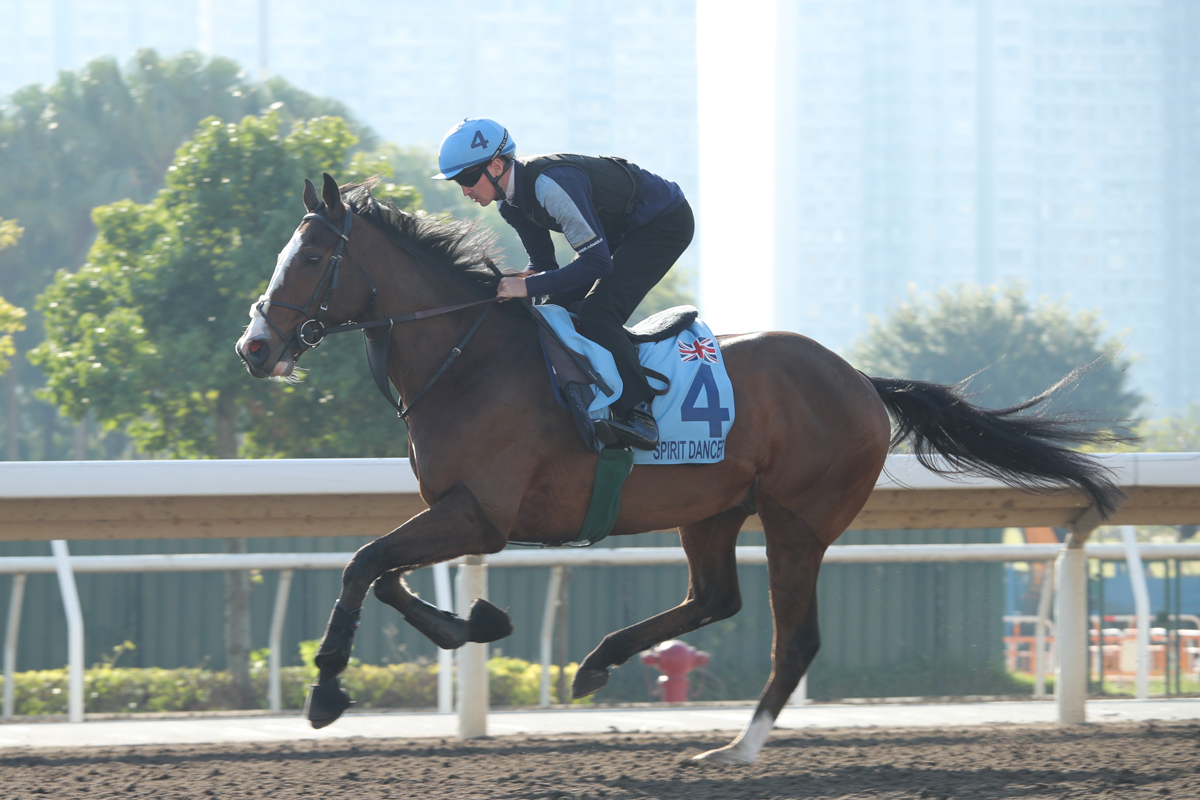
top-left (255, 206), bottom-right (500, 420)
top-left (255, 208), bottom-right (365, 356)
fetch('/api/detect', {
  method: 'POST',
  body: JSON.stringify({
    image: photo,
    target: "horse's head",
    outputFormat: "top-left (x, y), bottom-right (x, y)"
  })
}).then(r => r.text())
top-left (236, 173), bottom-right (375, 380)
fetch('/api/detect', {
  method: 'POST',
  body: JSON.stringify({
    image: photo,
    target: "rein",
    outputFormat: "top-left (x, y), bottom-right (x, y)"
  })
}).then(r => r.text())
top-left (262, 208), bottom-right (503, 420)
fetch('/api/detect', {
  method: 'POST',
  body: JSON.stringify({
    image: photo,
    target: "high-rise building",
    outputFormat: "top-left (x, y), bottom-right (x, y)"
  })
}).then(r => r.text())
top-left (773, 0), bottom-right (1197, 412)
top-left (0, 0), bottom-right (700, 270)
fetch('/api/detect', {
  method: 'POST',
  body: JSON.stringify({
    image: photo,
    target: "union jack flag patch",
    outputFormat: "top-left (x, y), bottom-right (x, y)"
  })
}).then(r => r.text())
top-left (678, 337), bottom-right (718, 363)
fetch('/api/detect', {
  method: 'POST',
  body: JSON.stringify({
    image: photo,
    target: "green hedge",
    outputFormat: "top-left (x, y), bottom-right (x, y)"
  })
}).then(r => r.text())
top-left (0, 656), bottom-right (589, 716)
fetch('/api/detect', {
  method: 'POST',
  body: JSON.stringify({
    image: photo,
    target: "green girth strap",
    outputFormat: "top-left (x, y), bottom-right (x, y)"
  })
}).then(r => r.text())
top-left (571, 446), bottom-right (635, 545)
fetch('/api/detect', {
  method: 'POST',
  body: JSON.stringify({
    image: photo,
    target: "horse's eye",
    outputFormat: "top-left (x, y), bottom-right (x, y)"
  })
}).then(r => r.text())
top-left (305, 254), bottom-right (322, 265)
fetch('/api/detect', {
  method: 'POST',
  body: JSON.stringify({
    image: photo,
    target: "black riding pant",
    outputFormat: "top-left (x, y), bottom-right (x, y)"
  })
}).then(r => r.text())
top-left (547, 200), bottom-right (695, 416)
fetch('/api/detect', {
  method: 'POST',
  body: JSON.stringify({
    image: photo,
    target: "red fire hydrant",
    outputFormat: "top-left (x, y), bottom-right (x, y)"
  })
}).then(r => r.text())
top-left (640, 640), bottom-right (708, 703)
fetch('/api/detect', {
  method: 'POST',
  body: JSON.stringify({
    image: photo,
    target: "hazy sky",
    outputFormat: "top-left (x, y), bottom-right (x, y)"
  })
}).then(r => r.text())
top-left (697, 0), bottom-right (778, 335)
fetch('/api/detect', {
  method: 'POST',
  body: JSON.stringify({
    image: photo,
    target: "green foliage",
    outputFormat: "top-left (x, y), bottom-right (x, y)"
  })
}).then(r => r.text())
top-left (630, 267), bottom-right (696, 325)
top-left (30, 111), bottom-right (413, 458)
top-left (0, 216), bottom-right (21, 250)
top-left (4, 666), bottom-right (245, 715)
top-left (486, 656), bottom-right (589, 706)
top-left (0, 49), bottom-right (373, 315)
top-left (1132, 404), bottom-right (1200, 452)
top-left (0, 217), bottom-right (25, 375)
top-left (374, 144), bottom-right (525, 269)
top-left (0, 50), bottom-right (380, 460)
top-left (0, 655), bottom-right (588, 715)
top-left (847, 282), bottom-right (1143, 423)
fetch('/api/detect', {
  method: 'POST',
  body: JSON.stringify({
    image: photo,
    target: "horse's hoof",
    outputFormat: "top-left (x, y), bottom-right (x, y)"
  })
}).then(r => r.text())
top-left (402, 598), bottom-right (471, 650)
top-left (691, 745), bottom-right (756, 766)
top-left (571, 667), bottom-right (610, 699)
top-left (467, 599), bottom-right (514, 643)
top-left (304, 678), bottom-right (354, 729)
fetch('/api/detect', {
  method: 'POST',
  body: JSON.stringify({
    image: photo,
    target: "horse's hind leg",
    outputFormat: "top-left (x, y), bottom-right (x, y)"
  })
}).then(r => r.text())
top-left (572, 506), bottom-right (746, 699)
top-left (694, 499), bottom-right (824, 765)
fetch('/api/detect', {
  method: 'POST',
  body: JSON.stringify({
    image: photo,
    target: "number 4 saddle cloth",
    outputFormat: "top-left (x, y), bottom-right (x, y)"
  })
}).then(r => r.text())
top-left (531, 304), bottom-right (736, 465)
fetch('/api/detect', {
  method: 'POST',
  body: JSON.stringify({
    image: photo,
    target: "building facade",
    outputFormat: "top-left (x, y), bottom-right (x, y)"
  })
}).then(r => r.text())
top-left (773, 0), bottom-right (1197, 412)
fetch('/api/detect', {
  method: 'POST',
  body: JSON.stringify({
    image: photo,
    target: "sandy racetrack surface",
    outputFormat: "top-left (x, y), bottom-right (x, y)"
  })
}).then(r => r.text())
top-left (2, 720), bottom-right (1198, 799)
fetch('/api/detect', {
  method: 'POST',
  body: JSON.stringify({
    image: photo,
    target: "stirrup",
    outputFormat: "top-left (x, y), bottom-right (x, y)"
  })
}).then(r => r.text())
top-left (594, 403), bottom-right (659, 451)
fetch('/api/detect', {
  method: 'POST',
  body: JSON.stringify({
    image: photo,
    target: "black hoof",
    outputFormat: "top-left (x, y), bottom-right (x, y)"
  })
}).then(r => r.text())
top-left (304, 677), bottom-right (353, 729)
top-left (467, 599), bottom-right (514, 643)
top-left (402, 598), bottom-right (470, 650)
top-left (571, 667), bottom-right (610, 699)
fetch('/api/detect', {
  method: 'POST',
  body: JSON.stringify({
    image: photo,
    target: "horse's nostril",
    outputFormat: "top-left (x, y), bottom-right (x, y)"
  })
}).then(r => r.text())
top-left (248, 340), bottom-right (264, 353)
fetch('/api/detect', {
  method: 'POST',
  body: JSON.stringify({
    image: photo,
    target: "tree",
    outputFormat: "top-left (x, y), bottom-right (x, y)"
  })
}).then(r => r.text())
top-left (631, 267), bottom-right (696, 325)
top-left (0, 218), bottom-right (25, 377)
top-left (0, 49), bottom-right (375, 460)
top-left (0, 49), bottom-right (374, 311)
top-left (1135, 405), bottom-right (1200, 452)
top-left (846, 282), bottom-right (1143, 424)
top-left (30, 111), bottom-right (411, 703)
top-left (30, 113), bottom-right (414, 459)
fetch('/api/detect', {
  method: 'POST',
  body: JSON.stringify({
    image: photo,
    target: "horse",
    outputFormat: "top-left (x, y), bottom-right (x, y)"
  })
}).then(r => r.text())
top-left (235, 174), bottom-right (1122, 765)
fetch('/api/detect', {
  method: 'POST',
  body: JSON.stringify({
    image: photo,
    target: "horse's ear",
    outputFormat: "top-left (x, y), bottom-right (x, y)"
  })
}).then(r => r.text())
top-left (321, 172), bottom-right (345, 218)
top-left (302, 178), bottom-right (320, 212)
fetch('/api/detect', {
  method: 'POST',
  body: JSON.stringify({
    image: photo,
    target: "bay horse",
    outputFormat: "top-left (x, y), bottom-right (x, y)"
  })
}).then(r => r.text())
top-left (235, 174), bottom-right (1121, 765)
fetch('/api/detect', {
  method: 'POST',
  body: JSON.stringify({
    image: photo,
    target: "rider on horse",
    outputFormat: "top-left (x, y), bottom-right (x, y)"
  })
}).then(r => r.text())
top-left (432, 117), bottom-right (695, 451)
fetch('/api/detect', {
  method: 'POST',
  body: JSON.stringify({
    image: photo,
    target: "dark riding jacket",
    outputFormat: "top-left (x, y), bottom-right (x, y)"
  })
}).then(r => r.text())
top-left (497, 154), bottom-right (685, 297)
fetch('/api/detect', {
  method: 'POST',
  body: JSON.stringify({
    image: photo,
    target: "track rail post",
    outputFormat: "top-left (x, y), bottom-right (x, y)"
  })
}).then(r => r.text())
top-left (456, 556), bottom-right (488, 738)
top-left (1034, 564), bottom-right (1054, 698)
top-left (3, 574), bottom-right (26, 718)
top-left (539, 565), bottom-right (565, 707)
top-left (268, 569), bottom-right (293, 713)
top-left (1055, 536), bottom-right (1087, 723)
top-left (51, 540), bottom-right (85, 723)
top-left (433, 562), bottom-right (454, 713)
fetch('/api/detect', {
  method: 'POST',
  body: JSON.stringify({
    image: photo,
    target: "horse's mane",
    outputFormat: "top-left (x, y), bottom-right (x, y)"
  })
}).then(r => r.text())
top-left (338, 179), bottom-right (503, 297)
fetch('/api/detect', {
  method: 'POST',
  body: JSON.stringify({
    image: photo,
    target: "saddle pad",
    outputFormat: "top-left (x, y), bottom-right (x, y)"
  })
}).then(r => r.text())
top-left (531, 304), bottom-right (622, 412)
top-left (531, 305), bottom-right (735, 465)
top-left (630, 319), bottom-right (735, 465)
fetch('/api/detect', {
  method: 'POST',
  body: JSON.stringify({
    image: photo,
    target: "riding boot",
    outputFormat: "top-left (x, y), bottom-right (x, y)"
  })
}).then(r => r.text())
top-left (594, 401), bottom-right (659, 450)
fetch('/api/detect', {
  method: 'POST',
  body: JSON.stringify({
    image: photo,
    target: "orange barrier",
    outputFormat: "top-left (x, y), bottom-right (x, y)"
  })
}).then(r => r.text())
top-left (1004, 615), bottom-right (1200, 681)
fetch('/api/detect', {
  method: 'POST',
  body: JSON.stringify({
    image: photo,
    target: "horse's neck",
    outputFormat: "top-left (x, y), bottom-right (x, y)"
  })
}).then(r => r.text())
top-left (373, 254), bottom-right (534, 410)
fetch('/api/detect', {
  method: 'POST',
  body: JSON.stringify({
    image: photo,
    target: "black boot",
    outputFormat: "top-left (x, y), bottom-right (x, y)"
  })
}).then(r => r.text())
top-left (594, 401), bottom-right (659, 450)
top-left (305, 601), bottom-right (361, 729)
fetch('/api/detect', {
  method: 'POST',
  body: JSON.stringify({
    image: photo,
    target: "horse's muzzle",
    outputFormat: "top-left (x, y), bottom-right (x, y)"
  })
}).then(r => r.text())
top-left (236, 336), bottom-right (278, 379)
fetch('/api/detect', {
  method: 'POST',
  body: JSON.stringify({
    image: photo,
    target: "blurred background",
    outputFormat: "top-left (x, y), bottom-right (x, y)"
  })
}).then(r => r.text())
top-left (0, 1), bottom-right (1197, 708)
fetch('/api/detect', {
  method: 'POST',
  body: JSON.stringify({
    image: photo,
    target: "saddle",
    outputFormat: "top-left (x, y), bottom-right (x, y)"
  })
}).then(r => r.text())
top-left (534, 305), bottom-right (699, 453)
top-left (624, 305), bottom-right (700, 343)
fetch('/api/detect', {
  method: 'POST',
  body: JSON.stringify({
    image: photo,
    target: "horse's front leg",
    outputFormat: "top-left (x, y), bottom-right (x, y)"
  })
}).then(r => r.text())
top-left (305, 481), bottom-right (508, 728)
top-left (371, 567), bottom-right (513, 650)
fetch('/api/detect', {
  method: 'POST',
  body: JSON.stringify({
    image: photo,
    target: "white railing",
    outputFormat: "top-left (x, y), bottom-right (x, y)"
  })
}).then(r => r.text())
top-left (3, 539), bottom-right (1198, 728)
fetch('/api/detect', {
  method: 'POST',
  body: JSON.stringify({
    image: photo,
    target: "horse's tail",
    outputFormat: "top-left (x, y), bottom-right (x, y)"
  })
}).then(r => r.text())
top-left (867, 368), bottom-right (1126, 519)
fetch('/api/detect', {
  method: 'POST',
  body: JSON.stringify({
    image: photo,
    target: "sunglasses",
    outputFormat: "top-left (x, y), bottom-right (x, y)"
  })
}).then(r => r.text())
top-left (453, 165), bottom-right (487, 187)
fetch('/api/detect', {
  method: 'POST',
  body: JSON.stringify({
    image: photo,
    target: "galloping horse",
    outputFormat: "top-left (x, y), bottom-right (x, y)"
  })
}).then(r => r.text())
top-left (235, 175), bottom-right (1121, 764)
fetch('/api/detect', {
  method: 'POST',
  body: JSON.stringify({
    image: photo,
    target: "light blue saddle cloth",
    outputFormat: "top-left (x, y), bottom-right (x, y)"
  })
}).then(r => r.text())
top-left (531, 305), bottom-right (736, 465)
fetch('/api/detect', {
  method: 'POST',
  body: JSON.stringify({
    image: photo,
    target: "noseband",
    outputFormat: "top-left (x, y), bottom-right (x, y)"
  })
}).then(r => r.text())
top-left (255, 208), bottom-right (369, 356)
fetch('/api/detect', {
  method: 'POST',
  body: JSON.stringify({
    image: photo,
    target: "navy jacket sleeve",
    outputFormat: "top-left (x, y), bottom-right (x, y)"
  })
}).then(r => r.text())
top-left (521, 166), bottom-right (614, 297)
top-left (498, 202), bottom-right (558, 273)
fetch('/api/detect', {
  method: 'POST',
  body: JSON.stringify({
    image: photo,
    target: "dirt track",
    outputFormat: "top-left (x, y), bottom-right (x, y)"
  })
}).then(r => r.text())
top-left (1, 720), bottom-right (1198, 799)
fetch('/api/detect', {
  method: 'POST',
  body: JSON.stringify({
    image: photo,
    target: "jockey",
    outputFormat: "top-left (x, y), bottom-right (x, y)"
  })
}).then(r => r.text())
top-left (433, 118), bottom-right (694, 451)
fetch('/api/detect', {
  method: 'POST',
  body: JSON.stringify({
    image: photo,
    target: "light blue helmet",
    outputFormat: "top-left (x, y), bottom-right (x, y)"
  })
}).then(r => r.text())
top-left (431, 118), bottom-right (515, 180)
